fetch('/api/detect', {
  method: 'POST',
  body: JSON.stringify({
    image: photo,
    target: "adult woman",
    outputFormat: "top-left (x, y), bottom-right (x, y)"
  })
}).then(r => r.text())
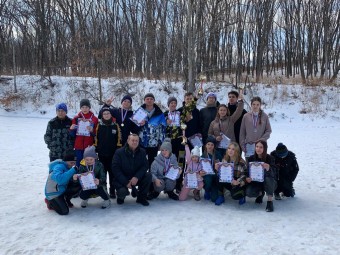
top-left (246, 140), bottom-right (277, 212)
top-left (214, 142), bottom-right (248, 206)
top-left (239, 97), bottom-right (272, 159)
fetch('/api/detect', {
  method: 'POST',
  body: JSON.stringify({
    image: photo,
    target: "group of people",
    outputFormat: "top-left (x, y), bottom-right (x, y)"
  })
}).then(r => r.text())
top-left (44, 90), bottom-right (299, 215)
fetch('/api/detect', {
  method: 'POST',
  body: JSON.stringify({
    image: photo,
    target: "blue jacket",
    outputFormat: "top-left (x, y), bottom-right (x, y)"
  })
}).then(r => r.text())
top-left (45, 160), bottom-right (76, 200)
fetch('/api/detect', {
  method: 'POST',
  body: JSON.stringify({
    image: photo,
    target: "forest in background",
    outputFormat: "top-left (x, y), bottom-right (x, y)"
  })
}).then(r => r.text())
top-left (0, 0), bottom-right (339, 92)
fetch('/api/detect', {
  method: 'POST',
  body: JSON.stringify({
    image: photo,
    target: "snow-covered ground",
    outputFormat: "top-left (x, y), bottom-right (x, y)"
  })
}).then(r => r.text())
top-left (0, 76), bottom-right (340, 254)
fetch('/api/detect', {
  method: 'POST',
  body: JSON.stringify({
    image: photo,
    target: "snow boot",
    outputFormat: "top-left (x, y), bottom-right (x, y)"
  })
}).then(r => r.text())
top-left (266, 201), bottom-right (274, 212)
top-left (81, 199), bottom-right (88, 208)
top-left (215, 195), bottom-right (225, 206)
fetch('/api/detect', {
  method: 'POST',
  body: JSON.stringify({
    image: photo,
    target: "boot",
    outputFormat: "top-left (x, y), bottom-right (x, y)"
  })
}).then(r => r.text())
top-left (81, 199), bottom-right (88, 208)
top-left (204, 191), bottom-right (211, 200)
top-left (238, 197), bottom-right (246, 205)
top-left (266, 201), bottom-right (274, 212)
top-left (44, 198), bottom-right (53, 210)
top-left (131, 185), bottom-right (138, 198)
top-left (215, 195), bottom-right (225, 206)
top-left (136, 197), bottom-right (149, 206)
top-left (193, 189), bottom-right (201, 201)
top-left (255, 193), bottom-right (265, 204)
top-left (65, 198), bottom-right (74, 208)
top-left (166, 191), bottom-right (179, 200)
top-left (274, 193), bottom-right (282, 200)
top-left (101, 199), bottom-right (111, 209)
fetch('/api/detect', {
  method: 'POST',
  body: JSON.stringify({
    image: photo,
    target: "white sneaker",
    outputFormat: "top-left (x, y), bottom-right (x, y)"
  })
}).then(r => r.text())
top-left (101, 199), bottom-right (111, 209)
top-left (81, 199), bottom-right (88, 208)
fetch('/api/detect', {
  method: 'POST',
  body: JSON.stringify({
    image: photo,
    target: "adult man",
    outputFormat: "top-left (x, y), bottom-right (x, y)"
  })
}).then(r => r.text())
top-left (227, 91), bottom-right (247, 145)
top-left (199, 92), bottom-right (219, 145)
top-left (44, 103), bottom-right (74, 161)
top-left (112, 134), bottom-right (152, 206)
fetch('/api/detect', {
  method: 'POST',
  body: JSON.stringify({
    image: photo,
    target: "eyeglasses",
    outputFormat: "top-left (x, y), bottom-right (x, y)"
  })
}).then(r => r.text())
top-left (102, 112), bottom-right (111, 115)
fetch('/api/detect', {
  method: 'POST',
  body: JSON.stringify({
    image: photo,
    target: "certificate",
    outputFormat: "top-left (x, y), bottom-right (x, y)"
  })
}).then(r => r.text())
top-left (218, 162), bottom-right (234, 183)
top-left (76, 119), bottom-right (91, 136)
top-left (78, 171), bottom-right (97, 190)
top-left (249, 162), bottom-right (264, 182)
top-left (218, 134), bottom-right (230, 149)
top-left (188, 134), bottom-right (203, 147)
top-left (168, 111), bottom-right (180, 127)
top-left (185, 172), bottom-right (198, 188)
top-left (165, 166), bottom-right (180, 180)
top-left (130, 107), bottom-right (148, 126)
top-left (245, 143), bottom-right (255, 157)
top-left (201, 158), bottom-right (214, 175)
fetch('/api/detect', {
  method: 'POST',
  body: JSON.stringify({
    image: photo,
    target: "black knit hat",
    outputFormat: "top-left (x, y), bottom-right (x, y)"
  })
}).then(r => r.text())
top-left (276, 143), bottom-right (288, 158)
top-left (121, 95), bottom-right (132, 104)
top-left (63, 149), bottom-right (77, 162)
top-left (167, 96), bottom-right (177, 106)
top-left (144, 93), bottom-right (155, 100)
top-left (205, 135), bottom-right (217, 146)
top-left (80, 99), bottom-right (91, 108)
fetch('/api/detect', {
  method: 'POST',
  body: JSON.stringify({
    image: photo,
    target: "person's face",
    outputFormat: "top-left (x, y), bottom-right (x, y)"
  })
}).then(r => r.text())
top-left (168, 101), bottom-right (177, 111)
top-left (251, 101), bottom-right (261, 113)
top-left (56, 109), bottom-right (67, 119)
top-left (144, 97), bottom-right (155, 107)
top-left (255, 142), bottom-right (264, 156)
top-left (218, 106), bottom-right (228, 117)
top-left (184, 95), bottom-right (194, 105)
top-left (205, 142), bottom-right (215, 153)
top-left (102, 111), bottom-right (112, 120)
top-left (66, 160), bottom-right (76, 168)
top-left (85, 157), bottom-right (95, 166)
top-left (161, 149), bottom-right (170, 158)
top-left (228, 94), bottom-right (238, 104)
top-left (128, 135), bottom-right (139, 150)
top-left (227, 145), bottom-right (236, 158)
top-left (81, 106), bottom-right (90, 114)
top-left (207, 96), bottom-right (216, 104)
top-left (191, 155), bottom-right (199, 163)
top-left (121, 99), bottom-right (131, 109)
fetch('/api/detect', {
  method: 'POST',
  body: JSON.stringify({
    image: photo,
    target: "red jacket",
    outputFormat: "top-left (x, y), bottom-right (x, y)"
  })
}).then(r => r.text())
top-left (71, 111), bottom-right (98, 150)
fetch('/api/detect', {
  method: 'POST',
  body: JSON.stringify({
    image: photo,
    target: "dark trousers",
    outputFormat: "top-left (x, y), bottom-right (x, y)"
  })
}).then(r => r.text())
top-left (98, 154), bottom-right (115, 195)
top-left (75, 149), bottom-right (84, 167)
top-left (203, 175), bottom-right (219, 201)
top-left (49, 195), bottom-right (69, 215)
top-left (79, 186), bottom-right (109, 201)
top-left (115, 172), bottom-right (152, 200)
top-left (145, 147), bottom-right (159, 168)
top-left (246, 177), bottom-right (277, 197)
top-left (171, 138), bottom-right (183, 160)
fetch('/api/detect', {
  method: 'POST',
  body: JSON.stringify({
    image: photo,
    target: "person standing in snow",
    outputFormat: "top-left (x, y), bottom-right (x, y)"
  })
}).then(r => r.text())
top-left (44, 103), bottom-right (74, 162)
top-left (199, 92), bottom-right (219, 145)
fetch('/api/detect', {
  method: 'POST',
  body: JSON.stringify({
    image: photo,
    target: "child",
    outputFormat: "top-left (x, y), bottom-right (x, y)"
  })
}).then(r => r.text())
top-left (70, 99), bottom-right (98, 166)
top-left (74, 146), bottom-right (111, 209)
top-left (150, 138), bottom-right (181, 200)
top-left (179, 145), bottom-right (204, 201)
top-left (200, 136), bottom-right (223, 202)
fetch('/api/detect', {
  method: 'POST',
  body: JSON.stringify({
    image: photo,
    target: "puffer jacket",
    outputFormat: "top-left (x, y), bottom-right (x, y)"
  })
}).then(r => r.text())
top-left (150, 153), bottom-right (178, 181)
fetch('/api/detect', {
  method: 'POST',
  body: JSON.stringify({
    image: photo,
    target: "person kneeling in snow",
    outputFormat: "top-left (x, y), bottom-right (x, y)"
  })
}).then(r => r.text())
top-left (44, 150), bottom-right (81, 215)
top-left (75, 146), bottom-right (111, 209)
top-left (270, 143), bottom-right (299, 200)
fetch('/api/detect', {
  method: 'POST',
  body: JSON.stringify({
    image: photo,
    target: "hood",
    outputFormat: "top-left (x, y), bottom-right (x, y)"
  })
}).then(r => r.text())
top-left (48, 159), bottom-right (65, 173)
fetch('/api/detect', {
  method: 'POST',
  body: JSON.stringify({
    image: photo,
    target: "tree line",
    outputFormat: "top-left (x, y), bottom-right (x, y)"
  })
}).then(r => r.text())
top-left (0, 0), bottom-right (339, 92)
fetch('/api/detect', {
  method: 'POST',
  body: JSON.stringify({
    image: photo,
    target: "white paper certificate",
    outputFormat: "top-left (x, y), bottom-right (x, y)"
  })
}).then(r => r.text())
top-left (130, 107), bottom-right (148, 126)
top-left (78, 172), bottom-right (97, 190)
top-left (218, 162), bottom-right (234, 183)
top-left (168, 111), bottom-right (180, 127)
top-left (76, 119), bottom-right (91, 136)
top-left (201, 158), bottom-right (214, 174)
top-left (185, 172), bottom-right (198, 188)
top-left (188, 134), bottom-right (203, 147)
top-left (165, 166), bottom-right (180, 180)
top-left (245, 143), bottom-right (255, 157)
top-left (249, 162), bottom-right (264, 182)
top-left (218, 134), bottom-right (230, 149)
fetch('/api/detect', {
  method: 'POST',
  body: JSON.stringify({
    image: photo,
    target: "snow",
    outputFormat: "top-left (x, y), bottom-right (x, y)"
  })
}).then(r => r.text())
top-left (0, 76), bottom-right (340, 254)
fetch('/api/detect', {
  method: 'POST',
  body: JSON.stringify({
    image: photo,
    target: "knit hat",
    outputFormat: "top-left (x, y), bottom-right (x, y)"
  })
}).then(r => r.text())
top-left (83, 146), bottom-right (98, 159)
top-left (167, 96), bottom-right (177, 106)
top-left (101, 107), bottom-right (111, 114)
top-left (80, 99), bottom-right (91, 108)
top-left (144, 93), bottom-right (155, 100)
top-left (160, 138), bottom-right (172, 153)
top-left (121, 95), bottom-right (132, 104)
top-left (276, 143), bottom-right (288, 158)
top-left (63, 149), bottom-right (76, 162)
top-left (205, 92), bottom-right (217, 101)
top-left (56, 103), bottom-right (67, 113)
top-left (191, 146), bottom-right (200, 157)
top-left (205, 136), bottom-right (217, 146)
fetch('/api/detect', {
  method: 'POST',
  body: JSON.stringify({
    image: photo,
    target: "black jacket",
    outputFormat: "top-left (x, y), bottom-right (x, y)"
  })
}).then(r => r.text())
top-left (95, 119), bottom-right (122, 157)
top-left (199, 102), bottom-right (219, 144)
top-left (248, 154), bottom-right (277, 180)
top-left (112, 144), bottom-right (149, 186)
top-left (228, 103), bottom-right (247, 144)
top-left (270, 151), bottom-right (299, 182)
top-left (178, 102), bottom-right (201, 138)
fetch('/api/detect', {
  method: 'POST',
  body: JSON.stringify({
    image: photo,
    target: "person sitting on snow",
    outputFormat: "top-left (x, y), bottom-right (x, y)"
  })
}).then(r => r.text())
top-left (270, 143), bottom-right (299, 200)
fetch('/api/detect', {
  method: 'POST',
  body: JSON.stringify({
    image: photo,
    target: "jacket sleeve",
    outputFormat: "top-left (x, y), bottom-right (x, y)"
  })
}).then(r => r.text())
top-left (260, 116), bottom-right (272, 141)
top-left (51, 164), bottom-right (76, 185)
top-left (239, 116), bottom-right (246, 151)
top-left (44, 121), bottom-right (52, 148)
top-left (150, 161), bottom-right (159, 181)
top-left (265, 156), bottom-right (277, 179)
top-left (185, 145), bottom-right (191, 164)
top-left (134, 151), bottom-right (149, 180)
top-left (112, 150), bottom-right (129, 186)
top-left (290, 156), bottom-right (299, 182)
top-left (230, 101), bottom-right (244, 123)
top-left (208, 121), bottom-right (215, 137)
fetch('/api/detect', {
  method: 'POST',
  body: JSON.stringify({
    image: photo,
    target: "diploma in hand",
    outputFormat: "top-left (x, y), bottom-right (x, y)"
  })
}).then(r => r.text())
top-left (218, 134), bottom-right (230, 149)
top-left (201, 158), bottom-right (214, 175)
top-left (165, 166), bottom-right (180, 181)
top-left (78, 171), bottom-right (97, 190)
top-left (77, 119), bottom-right (91, 136)
top-left (218, 162), bottom-right (234, 183)
top-left (130, 107), bottom-right (148, 126)
top-left (188, 134), bottom-right (203, 147)
top-left (185, 172), bottom-right (198, 188)
top-left (249, 162), bottom-right (264, 182)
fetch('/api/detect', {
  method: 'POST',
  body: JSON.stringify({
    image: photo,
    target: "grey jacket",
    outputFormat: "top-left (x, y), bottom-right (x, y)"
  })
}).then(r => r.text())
top-left (150, 153), bottom-right (178, 181)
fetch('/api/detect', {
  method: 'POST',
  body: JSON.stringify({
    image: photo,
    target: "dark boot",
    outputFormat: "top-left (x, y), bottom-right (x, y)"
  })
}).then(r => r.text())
top-left (193, 189), bottom-right (201, 201)
top-left (131, 185), bottom-right (138, 198)
top-left (136, 197), bottom-right (149, 206)
top-left (166, 191), bottom-right (179, 200)
top-left (266, 201), bottom-right (274, 212)
top-left (147, 191), bottom-right (160, 200)
top-left (255, 193), bottom-right (265, 204)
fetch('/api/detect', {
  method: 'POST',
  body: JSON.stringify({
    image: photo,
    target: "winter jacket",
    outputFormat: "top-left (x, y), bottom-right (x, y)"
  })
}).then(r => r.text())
top-left (44, 116), bottom-right (74, 159)
top-left (112, 144), bottom-right (149, 187)
top-left (45, 160), bottom-right (76, 200)
top-left (184, 145), bottom-right (203, 181)
top-left (208, 101), bottom-right (244, 142)
top-left (78, 159), bottom-right (107, 186)
top-left (199, 102), bottom-right (219, 143)
top-left (228, 103), bottom-right (247, 144)
top-left (270, 151), bottom-right (299, 183)
top-left (139, 104), bottom-right (166, 148)
top-left (248, 154), bottom-right (277, 180)
top-left (164, 110), bottom-right (182, 140)
top-left (150, 153), bottom-right (178, 181)
top-left (94, 118), bottom-right (122, 157)
top-left (178, 102), bottom-right (201, 138)
top-left (239, 111), bottom-right (272, 151)
top-left (70, 111), bottom-right (99, 150)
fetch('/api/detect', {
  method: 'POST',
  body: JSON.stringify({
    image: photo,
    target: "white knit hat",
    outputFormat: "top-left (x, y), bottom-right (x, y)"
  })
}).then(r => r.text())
top-left (191, 146), bottom-right (200, 157)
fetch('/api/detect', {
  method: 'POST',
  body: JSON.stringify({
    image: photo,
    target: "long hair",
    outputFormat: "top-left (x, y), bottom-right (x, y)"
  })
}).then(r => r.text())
top-left (223, 142), bottom-right (243, 164)
top-left (215, 104), bottom-right (230, 119)
top-left (254, 140), bottom-right (268, 162)
top-left (251, 97), bottom-right (263, 125)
